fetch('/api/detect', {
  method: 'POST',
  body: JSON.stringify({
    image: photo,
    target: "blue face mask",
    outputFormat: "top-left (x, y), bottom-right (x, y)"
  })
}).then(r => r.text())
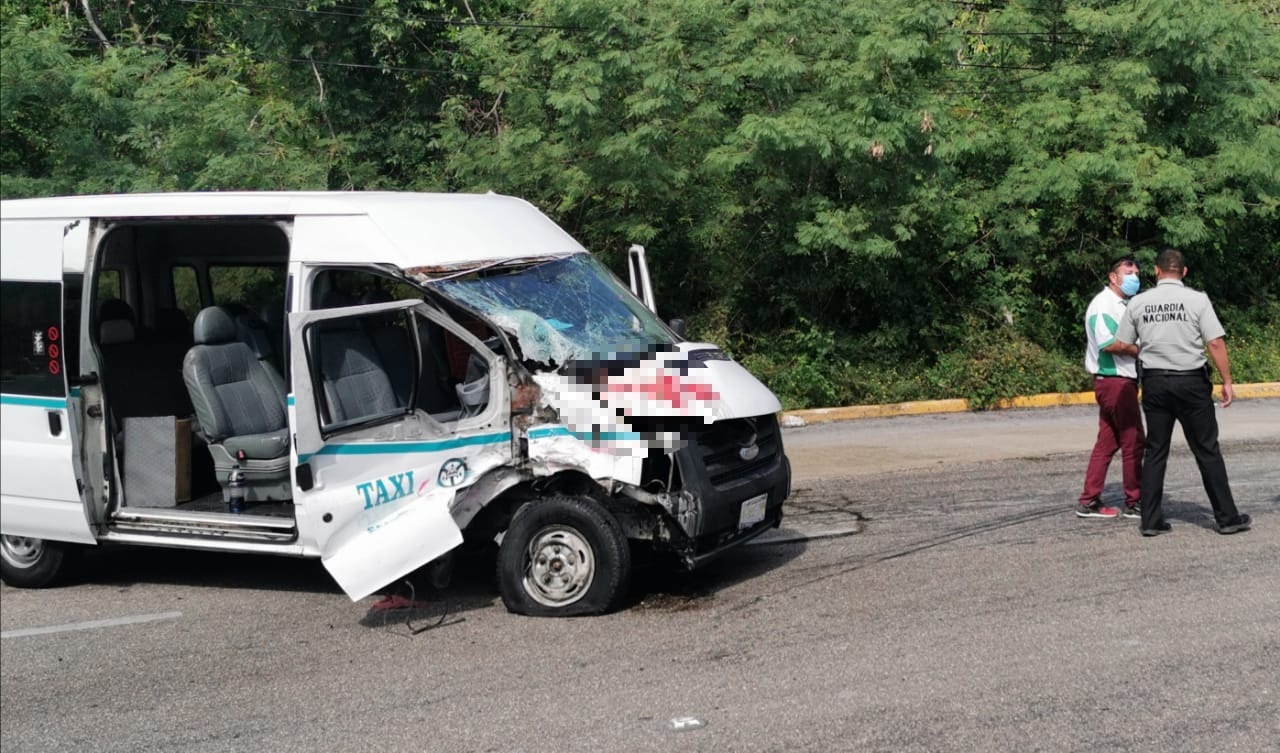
top-left (1120, 273), bottom-right (1140, 297)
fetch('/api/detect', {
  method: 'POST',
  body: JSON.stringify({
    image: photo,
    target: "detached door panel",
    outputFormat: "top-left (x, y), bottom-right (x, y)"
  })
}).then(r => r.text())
top-left (288, 298), bottom-right (511, 600)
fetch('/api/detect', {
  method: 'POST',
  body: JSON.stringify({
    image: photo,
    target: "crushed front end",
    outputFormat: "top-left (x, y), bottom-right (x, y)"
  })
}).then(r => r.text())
top-left (640, 413), bottom-right (789, 568)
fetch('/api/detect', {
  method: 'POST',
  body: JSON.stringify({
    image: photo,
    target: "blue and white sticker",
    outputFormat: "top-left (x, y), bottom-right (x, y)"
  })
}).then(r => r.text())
top-left (437, 458), bottom-right (468, 488)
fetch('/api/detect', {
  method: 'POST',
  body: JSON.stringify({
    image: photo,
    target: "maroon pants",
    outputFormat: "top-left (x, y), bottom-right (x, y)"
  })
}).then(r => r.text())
top-left (1079, 376), bottom-right (1144, 506)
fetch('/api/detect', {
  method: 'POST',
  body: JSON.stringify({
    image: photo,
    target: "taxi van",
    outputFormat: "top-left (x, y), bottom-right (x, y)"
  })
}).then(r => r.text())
top-left (0, 192), bottom-right (790, 616)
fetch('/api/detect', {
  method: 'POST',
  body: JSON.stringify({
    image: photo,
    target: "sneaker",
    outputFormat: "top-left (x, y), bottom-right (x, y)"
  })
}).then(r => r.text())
top-left (1076, 501), bottom-right (1121, 519)
top-left (1141, 522), bottom-right (1172, 537)
top-left (1122, 504), bottom-right (1141, 520)
top-left (1217, 514), bottom-right (1251, 535)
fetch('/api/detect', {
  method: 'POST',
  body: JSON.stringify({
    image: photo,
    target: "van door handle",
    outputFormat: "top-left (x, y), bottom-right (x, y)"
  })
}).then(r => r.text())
top-left (87, 404), bottom-right (103, 419)
top-left (48, 411), bottom-right (63, 436)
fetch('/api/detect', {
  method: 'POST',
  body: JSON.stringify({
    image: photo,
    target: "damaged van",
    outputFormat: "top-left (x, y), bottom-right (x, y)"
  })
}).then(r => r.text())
top-left (0, 192), bottom-right (790, 616)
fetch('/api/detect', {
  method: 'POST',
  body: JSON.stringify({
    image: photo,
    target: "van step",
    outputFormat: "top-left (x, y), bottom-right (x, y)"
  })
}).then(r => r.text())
top-left (110, 508), bottom-right (297, 543)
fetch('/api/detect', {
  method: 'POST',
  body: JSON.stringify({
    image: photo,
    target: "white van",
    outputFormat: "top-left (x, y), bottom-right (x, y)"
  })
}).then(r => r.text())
top-left (0, 192), bottom-right (790, 616)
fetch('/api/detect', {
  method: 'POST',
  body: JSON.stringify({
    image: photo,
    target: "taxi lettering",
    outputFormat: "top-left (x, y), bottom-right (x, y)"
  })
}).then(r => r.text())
top-left (357, 471), bottom-right (415, 510)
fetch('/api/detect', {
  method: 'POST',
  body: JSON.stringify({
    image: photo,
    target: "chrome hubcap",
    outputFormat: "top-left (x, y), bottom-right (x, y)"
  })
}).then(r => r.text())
top-left (1, 535), bottom-right (44, 569)
top-left (523, 526), bottom-right (594, 607)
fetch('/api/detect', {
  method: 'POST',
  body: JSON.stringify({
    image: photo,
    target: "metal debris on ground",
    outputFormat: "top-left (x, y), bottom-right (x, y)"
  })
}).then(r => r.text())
top-left (364, 580), bottom-right (465, 636)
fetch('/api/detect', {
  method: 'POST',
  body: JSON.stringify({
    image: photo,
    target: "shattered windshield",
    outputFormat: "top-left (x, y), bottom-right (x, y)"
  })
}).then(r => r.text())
top-left (429, 254), bottom-right (675, 366)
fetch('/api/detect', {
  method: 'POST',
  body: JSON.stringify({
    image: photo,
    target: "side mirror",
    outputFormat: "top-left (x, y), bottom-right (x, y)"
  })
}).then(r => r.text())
top-left (668, 318), bottom-right (687, 339)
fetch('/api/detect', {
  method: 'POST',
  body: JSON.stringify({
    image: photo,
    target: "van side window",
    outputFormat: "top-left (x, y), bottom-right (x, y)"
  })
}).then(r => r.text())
top-left (0, 281), bottom-right (66, 398)
top-left (306, 310), bottom-right (415, 435)
top-left (310, 269), bottom-right (421, 308)
top-left (171, 265), bottom-right (202, 321)
top-left (310, 269), bottom-right (493, 420)
top-left (97, 269), bottom-right (121, 303)
top-left (209, 265), bottom-right (285, 315)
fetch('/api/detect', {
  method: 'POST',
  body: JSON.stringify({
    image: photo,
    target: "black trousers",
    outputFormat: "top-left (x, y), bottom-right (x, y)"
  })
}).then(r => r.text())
top-left (1139, 371), bottom-right (1241, 529)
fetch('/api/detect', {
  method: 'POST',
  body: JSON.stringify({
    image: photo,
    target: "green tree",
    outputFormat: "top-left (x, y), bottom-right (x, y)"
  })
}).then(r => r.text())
top-left (951, 0), bottom-right (1280, 352)
top-left (4, 0), bottom-right (1275, 406)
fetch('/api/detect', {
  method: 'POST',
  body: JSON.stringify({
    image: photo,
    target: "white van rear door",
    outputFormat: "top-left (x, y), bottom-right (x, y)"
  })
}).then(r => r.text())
top-left (0, 218), bottom-right (94, 544)
top-left (288, 299), bottom-right (511, 600)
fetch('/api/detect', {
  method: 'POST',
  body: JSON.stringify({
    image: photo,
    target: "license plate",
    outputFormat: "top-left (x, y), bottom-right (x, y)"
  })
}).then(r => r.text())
top-left (738, 493), bottom-right (768, 530)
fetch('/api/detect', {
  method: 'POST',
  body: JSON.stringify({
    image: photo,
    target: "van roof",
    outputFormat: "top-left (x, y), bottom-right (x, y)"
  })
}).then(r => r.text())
top-left (0, 191), bottom-right (587, 269)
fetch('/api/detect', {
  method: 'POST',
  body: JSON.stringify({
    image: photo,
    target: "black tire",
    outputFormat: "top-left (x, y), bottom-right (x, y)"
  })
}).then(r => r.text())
top-left (497, 495), bottom-right (631, 617)
top-left (0, 536), bottom-right (74, 588)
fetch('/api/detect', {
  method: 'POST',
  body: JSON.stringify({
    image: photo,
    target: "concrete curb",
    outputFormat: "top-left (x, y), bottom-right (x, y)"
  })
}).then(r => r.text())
top-left (781, 382), bottom-right (1280, 427)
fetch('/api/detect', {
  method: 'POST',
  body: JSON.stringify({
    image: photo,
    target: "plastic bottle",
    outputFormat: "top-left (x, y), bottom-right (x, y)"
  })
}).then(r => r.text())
top-left (227, 465), bottom-right (245, 514)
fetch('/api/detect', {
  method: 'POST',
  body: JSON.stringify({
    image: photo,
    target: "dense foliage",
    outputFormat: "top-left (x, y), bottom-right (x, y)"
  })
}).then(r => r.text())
top-left (3, 0), bottom-right (1277, 407)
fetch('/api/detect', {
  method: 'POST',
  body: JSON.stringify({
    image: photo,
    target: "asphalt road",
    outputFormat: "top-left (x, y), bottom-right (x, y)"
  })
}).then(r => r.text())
top-left (2, 401), bottom-right (1278, 753)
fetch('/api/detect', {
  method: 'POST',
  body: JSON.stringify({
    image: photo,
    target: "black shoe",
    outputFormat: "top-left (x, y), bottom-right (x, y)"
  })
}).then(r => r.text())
top-left (1217, 514), bottom-right (1251, 535)
top-left (1075, 501), bottom-right (1121, 519)
top-left (1141, 522), bottom-right (1172, 537)
top-left (1121, 504), bottom-right (1140, 520)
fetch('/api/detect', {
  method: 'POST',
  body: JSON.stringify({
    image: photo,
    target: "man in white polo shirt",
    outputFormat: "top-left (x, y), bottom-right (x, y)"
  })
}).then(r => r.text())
top-left (1115, 248), bottom-right (1250, 537)
top-left (1076, 254), bottom-right (1144, 519)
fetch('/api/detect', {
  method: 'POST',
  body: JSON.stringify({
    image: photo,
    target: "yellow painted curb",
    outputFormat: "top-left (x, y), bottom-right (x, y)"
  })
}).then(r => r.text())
top-left (1229, 382), bottom-right (1280, 399)
top-left (782, 399), bottom-right (969, 426)
top-left (781, 382), bottom-right (1280, 427)
top-left (991, 392), bottom-right (1097, 410)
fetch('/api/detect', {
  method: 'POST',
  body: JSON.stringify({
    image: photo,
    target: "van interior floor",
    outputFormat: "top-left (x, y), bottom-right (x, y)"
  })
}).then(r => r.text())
top-left (164, 491), bottom-right (295, 518)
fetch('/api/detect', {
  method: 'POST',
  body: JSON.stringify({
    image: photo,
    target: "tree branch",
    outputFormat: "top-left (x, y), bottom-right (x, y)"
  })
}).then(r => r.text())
top-left (309, 57), bottom-right (325, 103)
top-left (80, 0), bottom-right (110, 48)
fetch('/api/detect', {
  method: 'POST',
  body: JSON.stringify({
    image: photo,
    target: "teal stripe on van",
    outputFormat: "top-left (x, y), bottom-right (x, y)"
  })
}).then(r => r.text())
top-left (0, 394), bottom-right (67, 409)
top-left (528, 426), bottom-right (642, 441)
top-left (299, 431), bottom-right (511, 463)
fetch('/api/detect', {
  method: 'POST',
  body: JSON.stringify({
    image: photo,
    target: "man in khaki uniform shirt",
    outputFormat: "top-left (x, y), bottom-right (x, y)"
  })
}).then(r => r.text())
top-left (1114, 248), bottom-right (1250, 536)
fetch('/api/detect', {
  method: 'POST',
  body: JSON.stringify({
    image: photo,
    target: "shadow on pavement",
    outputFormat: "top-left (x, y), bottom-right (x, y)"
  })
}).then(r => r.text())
top-left (628, 535), bottom-right (807, 613)
top-left (70, 545), bottom-right (342, 594)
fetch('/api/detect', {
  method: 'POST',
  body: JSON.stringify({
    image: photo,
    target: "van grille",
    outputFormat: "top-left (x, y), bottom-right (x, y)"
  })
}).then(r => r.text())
top-left (697, 415), bottom-right (780, 488)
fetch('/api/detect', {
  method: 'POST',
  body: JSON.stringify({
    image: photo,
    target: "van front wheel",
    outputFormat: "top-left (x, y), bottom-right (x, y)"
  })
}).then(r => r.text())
top-left (497, 496), bottom-right (631, 617)
top-left (0, 536), bottom-right (72, 588)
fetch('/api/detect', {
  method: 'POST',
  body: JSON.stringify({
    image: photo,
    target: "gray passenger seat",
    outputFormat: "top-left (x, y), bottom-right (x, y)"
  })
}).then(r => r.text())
top-left (182, 306), bottom-right (290, 502)
top-left (358, 289), bottom-right (415, 407)
top-left (224, 303), bottom-right (283, 382)
top-left (98, 299), bottom-right (191, 419)
top-left (357, 289), bottom-right (460, 417)
top-left (311, 290), bottom-right (402, 425)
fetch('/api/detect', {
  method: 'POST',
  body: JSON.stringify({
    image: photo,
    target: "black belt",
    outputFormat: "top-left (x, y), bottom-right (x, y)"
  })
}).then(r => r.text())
top-left (1142, 368), bottom-right (1204, 377)
top-left (1094, 375), bottom-right (1137, 381)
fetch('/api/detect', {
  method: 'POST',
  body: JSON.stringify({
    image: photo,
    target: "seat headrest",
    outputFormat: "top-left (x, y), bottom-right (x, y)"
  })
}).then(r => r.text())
top-left (99, 318), bottom-right (136, 345)
top-left (192, 307), bottom-right (238, 345)
top-left (456, 373), bottom-right (490, 406)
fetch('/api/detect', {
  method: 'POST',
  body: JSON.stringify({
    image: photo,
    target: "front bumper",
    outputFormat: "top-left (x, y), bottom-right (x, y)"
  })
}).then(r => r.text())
top-left (667, 414), bottom-right (790, 568)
